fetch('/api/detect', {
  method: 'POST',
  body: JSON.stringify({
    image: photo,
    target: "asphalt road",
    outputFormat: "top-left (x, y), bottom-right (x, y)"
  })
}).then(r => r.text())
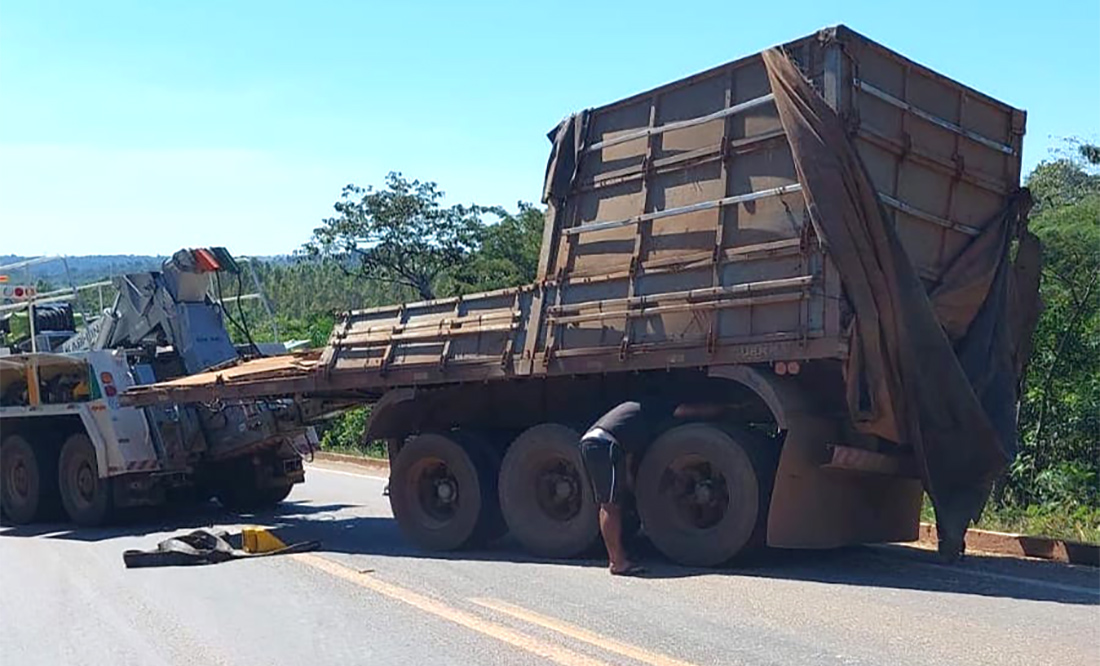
top-left (2, 461), bottom-right (1097, 666)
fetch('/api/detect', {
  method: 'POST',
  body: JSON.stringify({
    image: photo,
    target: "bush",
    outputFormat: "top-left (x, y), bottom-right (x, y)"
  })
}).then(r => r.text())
top-left (317, 407), bottom-right (387, 458)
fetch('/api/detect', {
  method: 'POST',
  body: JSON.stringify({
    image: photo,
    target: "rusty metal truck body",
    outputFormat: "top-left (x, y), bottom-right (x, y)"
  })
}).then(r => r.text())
top-left (124, 26), bottom-right (1033, 566)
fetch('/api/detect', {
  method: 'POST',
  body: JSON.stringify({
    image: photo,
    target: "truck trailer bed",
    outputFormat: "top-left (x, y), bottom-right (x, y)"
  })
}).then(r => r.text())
top-left (123, 24), bottom-right (1028, 413)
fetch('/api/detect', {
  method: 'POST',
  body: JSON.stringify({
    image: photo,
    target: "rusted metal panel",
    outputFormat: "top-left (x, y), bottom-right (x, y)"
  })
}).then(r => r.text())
top-left (823, 26), bottom-right (1025, 282)
top-left (123, 25), bottom-right (1025, 406)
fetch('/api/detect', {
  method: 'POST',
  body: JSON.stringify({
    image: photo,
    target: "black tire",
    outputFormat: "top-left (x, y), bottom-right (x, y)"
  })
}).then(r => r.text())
top-left (389, 432), bottom-right (499, 551)
top-left (58, 433), bottom-right (113, 527)
top-left (259, 483), bottom-right (294, 505)
top-left (499, 424), bottom-right (600, 558)
top-left (1, 434), bottom-right (58, 524)
top-left (636, 423), bottom-right (776, 567)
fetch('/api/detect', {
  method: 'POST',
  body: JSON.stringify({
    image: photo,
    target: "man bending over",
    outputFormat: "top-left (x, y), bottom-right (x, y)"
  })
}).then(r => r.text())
top-left (579, 390), bottom-right (727, 575)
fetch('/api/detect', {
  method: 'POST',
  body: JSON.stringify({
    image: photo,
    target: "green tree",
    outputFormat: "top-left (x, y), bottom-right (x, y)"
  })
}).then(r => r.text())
top-left (1026, 139), bottom-right (1100, 215)
top-left (449, 202), bottom-right (545, 293)
top-left (1008, 140), bottom-right (1100, 510)
top-left (304, 173), bottom-right (496, 301)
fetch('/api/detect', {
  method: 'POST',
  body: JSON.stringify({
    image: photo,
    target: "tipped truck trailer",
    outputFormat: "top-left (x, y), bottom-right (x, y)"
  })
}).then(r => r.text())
top-left (0, 249), bottom-right (314, 526)
top-left (123, 26), bottom-right (1040, 565)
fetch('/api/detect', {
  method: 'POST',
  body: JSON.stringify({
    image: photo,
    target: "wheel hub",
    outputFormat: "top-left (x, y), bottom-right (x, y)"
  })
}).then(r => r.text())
top-left (11, 461), bottom-right (28, 497)
top-left (412, 459), bottom-right (460, 523)
top-left (535, 460), bottom-right (582, 522)
top-left (436, 479), bottom-right (456, 503)
top-left (76, 464), bottom-right (95, 500)
top-left (665, 457), bottom-right (730, 530)
top-left (693, 481), bottom-right (713, 504)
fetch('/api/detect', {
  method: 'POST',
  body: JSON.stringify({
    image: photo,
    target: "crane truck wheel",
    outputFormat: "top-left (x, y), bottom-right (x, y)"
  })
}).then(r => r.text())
top-left (389, 432), bottom-right (500, 551)
top-left (636, 423), bottom-right (774, 567)
top-left (1, 434), bottom-right (59, 524)
top-left (58, 433), bottom-right (113, 527)
top-left (498, 423), bottom-right (600, 558)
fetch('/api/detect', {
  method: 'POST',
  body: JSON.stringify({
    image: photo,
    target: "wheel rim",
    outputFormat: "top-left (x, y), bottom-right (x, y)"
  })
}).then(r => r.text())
top-left (7, 456), bottom-right (30, 502)
top-left (67, 456), bottom-right (97, 511)
top-left (659, 454), bottom-right (730, 530)
top-left (409, 457), bottom-right (460, 525)
top-left (533, 458), bottom-right (583, 522)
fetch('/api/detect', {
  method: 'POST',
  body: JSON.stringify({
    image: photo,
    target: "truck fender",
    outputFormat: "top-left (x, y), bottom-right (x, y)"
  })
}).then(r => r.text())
top-left (76, 408), bottom-right (113, 478)
top-left (363, 388), bottom-right (419, 442)
top-left (706, 364), bottom-right (803, 429)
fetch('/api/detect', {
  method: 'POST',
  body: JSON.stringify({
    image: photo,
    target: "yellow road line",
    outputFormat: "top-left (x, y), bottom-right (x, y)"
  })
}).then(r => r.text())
top-left (471, 597), bottom-right (705, 666)
top-left (290, 553), bottom-right (613, 666)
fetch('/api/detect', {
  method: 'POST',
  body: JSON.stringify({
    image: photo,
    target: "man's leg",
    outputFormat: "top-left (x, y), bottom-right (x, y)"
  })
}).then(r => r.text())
top-left (598, 502), bottom-right (634, 573)
top-left (580, 437), bottom-right (633, 573)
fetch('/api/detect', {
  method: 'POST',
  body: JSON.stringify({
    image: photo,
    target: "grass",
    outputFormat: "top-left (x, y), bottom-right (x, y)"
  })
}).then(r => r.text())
top-left (921, 496), bottom-right (1100, 544)
top-left (318, 440), bottom-right (388, 459)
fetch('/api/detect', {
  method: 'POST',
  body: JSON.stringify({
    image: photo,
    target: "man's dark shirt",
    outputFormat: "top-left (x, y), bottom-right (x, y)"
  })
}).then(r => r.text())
top-left (588, 381), bottom-right (718, 456)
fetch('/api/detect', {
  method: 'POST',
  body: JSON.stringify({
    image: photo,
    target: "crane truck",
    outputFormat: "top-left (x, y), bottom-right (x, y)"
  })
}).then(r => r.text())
top-left (0, 248), bottom-right (315, 526)
top-left (122, 26), bottom-right (1041, 565)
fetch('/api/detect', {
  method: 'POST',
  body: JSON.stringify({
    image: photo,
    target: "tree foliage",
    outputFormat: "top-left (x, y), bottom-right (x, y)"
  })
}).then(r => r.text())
top-left (1006, 140), bottom-right (1100, 512)
top-left (304, 173), bottom-right (498, 300)
top-left (447, 201), bottom-right (545, 293)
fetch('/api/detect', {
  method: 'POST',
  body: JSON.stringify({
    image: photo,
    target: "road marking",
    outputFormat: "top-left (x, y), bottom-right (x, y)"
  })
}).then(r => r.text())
top-left (306, 465), bottom-right (388, 481)
top-left (291, 553), bottom-right (614, 666)
top-left (472, 597), bottom-right (706, 666)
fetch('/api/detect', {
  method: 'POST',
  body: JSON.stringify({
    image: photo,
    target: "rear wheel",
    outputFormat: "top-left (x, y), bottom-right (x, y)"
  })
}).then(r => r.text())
top-left (389, 432), bottom-right (500, 551)
top-left (1, 434), bottom-right (58, 524)
top-left (58, 433), bottom-right (112, 526)
top-left (499, 423), bottom-right (600, 558)
top-left (636, 423), bottom-right (775, 567)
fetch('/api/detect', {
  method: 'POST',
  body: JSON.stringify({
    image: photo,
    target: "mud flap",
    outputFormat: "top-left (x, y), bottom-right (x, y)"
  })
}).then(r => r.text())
top-left (766, 413), bottom-right (923, 549)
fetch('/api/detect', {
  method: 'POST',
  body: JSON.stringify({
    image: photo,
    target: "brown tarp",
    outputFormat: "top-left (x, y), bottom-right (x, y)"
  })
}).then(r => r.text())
top-left (762, 49), bottom-right (1041, 556)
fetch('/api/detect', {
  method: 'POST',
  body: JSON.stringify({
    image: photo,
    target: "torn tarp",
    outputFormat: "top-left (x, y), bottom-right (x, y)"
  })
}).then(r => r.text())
top-left (761, 48), bottom-right (1041, 557)
top-left (542, 111), bottom-right (590, 204)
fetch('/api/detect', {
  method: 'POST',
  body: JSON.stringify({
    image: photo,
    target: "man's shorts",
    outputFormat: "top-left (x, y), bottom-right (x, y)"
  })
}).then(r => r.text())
top-left (578, 429), bottom-right (627, 505)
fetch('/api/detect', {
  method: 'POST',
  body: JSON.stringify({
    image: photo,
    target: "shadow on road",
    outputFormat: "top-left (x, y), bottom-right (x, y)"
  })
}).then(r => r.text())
top-left (0, 500), bottom-right (355, 542)
top-left (4, 497), bottom-right (1096, 607)
top-left (251, 503), bottom-right (1100, 607)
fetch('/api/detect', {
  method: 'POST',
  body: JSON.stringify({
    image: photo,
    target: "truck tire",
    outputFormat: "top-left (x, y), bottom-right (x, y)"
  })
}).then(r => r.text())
top-left (1, 434), bottom-right (58, 524)
top-left (58, 433), bottom-right (113, 526)
top-left (389, 432), bottom-right (499, 551)
top-left (499, 424), bottom-right (600, 558)
top-left (212, 453), bottom-right (296, 512)
top-left (636, 423), bottom-right (775, 567)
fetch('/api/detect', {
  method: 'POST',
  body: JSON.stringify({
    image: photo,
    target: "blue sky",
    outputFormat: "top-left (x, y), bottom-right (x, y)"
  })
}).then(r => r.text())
top-left (2, 0), bottom-right (1097, 256)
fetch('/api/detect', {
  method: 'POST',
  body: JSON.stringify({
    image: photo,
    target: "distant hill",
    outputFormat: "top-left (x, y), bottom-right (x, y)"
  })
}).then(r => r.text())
top-left (0, 255), bottom-right (167, 284)
top-left (0, 253), bottom-right (292, 285)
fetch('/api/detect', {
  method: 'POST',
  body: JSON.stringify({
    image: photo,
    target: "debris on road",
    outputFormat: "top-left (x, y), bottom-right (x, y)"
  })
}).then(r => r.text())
top-left (123, 528), bottom-right (320, 568)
